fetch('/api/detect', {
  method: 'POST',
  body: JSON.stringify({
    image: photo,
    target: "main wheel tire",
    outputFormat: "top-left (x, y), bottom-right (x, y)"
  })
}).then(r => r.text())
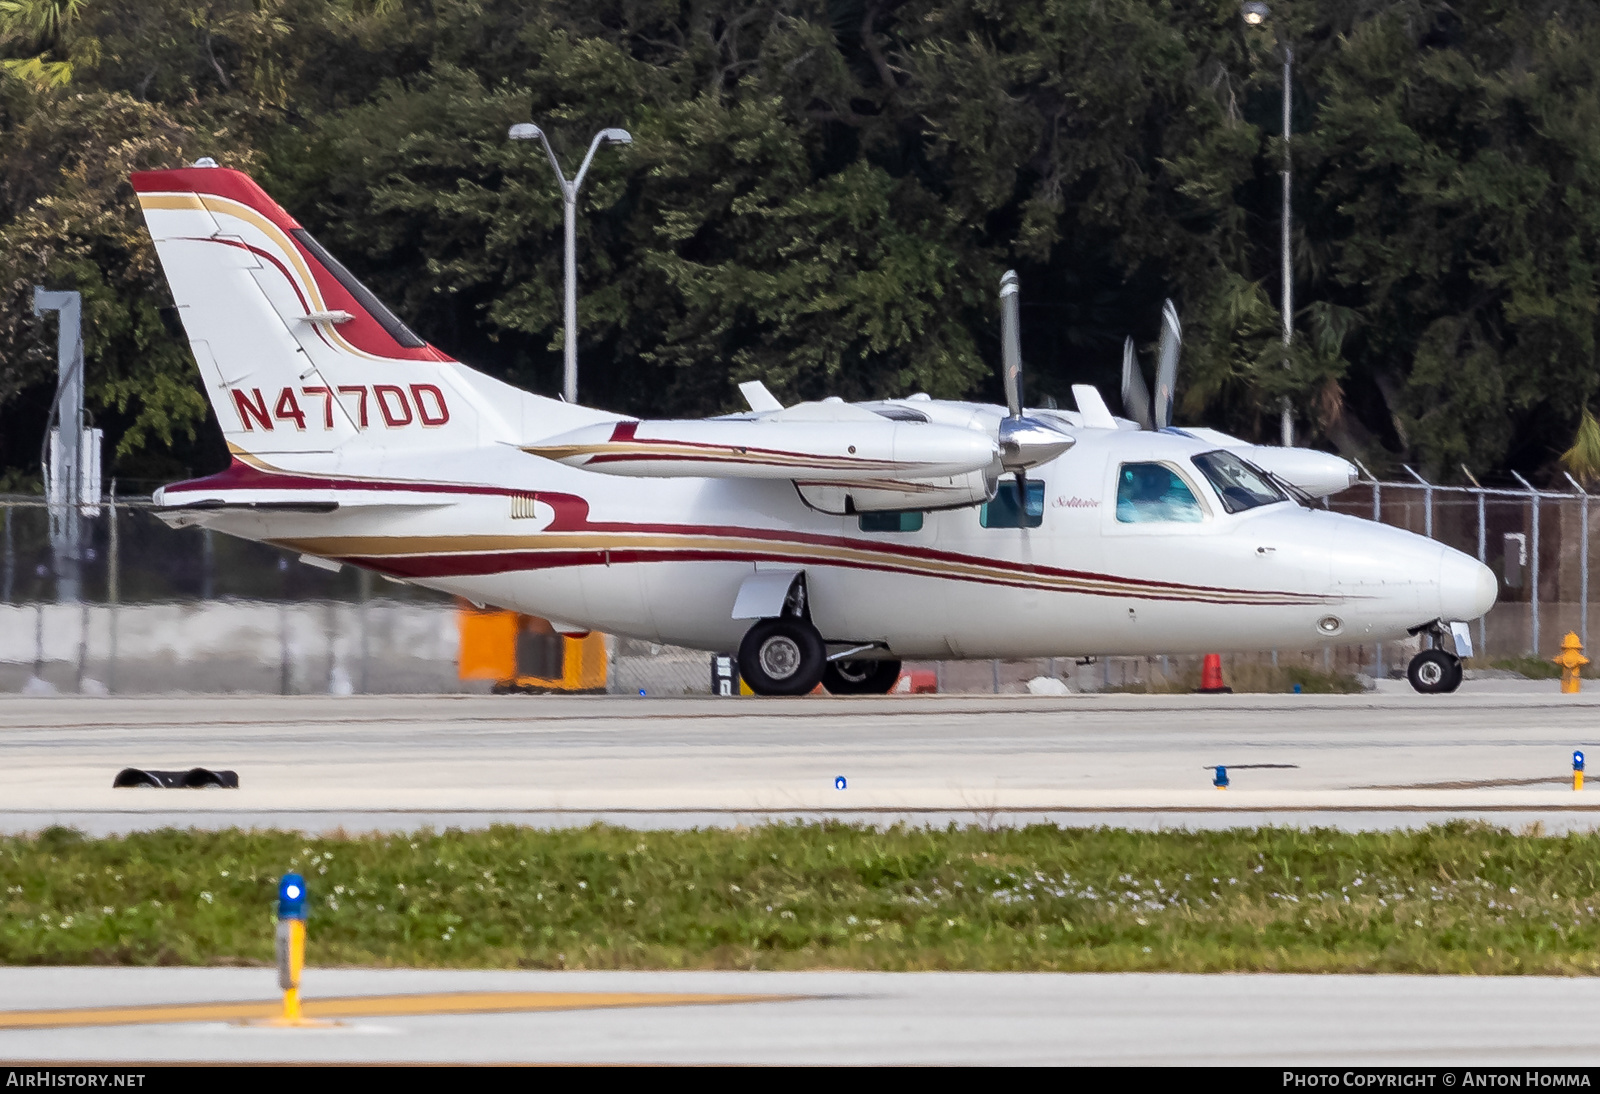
top-left (738, 617), bottom-right (827, 696)
top-left (1408, 648), bottom-right (1462, 694)
top-left (822, 658), bottom-right (903, 696)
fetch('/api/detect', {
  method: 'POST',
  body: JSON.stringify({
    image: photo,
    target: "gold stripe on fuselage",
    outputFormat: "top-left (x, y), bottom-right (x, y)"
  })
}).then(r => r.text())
top-left (274, 530), bottom-right (1327, 605)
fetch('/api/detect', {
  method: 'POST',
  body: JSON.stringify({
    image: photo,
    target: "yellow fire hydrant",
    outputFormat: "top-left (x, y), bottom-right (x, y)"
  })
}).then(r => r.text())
top-left (1554, 632), bottom-right (1589, 694)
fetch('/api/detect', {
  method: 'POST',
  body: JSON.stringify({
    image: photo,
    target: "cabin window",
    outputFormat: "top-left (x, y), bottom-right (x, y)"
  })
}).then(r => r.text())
top-left (980, 480), bottom-right (1044, 529)
top-left (1115, 463), bottom-right (1204, 523)
top-left (859, 510), bottom-right (924, 532)
top-left (1190, 450), bottom-right (1285, 514)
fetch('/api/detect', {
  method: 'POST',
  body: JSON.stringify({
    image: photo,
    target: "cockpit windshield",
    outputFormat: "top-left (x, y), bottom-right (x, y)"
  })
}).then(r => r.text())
top-left (1191, 450), bottom-right (1287, 514)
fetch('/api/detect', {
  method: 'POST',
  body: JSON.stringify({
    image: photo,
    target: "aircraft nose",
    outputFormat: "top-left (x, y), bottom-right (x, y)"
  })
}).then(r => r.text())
top-left (1439, 548), bottom-right (1497, 622)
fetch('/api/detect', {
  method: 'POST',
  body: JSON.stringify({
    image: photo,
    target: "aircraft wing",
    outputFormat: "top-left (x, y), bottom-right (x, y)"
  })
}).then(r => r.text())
top-left (523, 403), bottom-right (999, 483)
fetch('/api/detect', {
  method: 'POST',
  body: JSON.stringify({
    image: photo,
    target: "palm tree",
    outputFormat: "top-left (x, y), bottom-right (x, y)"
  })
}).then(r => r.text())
top-left (1561, 409), bottom-right (1600, 486)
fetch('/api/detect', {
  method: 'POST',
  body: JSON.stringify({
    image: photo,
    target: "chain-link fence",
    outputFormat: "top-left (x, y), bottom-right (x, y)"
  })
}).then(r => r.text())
top-left (0, 494), bottom-right (472, 695)
top-left (1327, 474), bottom-right (1596, 670)
top-left (2, 475), bottom-right (1592, 695)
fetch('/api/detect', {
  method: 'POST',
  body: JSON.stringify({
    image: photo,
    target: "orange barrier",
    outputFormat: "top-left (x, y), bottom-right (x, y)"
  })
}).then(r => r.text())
top-left (893, 670), bottom-right (938, 694)
top-left (1198, 653), bottom-right (1231, 694)
top-left (457, 605), bottom-right (607, 693)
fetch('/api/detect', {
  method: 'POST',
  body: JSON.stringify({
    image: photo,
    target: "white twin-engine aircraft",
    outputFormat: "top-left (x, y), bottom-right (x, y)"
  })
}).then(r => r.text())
top-left (133, 163), bottom-right (1496, 696)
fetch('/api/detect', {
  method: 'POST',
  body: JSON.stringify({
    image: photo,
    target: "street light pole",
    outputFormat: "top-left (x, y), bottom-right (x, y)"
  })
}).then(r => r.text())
top-left (1279, 44), bottom-right (1294, 448)
top-left (508, 123), bottom-right (632, 406)
top-left (32, 287), bottom-right (84, 603)
top-left (1242, 1), bottom-right (1294, 447)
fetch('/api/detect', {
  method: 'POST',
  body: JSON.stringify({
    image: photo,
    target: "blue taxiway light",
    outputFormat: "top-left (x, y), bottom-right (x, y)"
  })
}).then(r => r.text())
top-left (278, 873), bottom-right (307, 920)
top-left (835, 776), bottom-right (847, 790)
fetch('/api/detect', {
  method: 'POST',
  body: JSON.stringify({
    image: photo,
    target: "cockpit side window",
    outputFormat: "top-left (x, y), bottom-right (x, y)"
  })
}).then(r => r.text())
top-left (1191, 450), bottom-right (1286, 514)
top-left (1115, 463), bottom-right (1204, 524)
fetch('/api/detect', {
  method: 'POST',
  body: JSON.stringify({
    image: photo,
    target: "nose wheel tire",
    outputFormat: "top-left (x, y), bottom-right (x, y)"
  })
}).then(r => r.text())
top-left (1408, 649), bottom-right (1463, 694)
top-left (822, 658), bottom-right (903, 696)
top-left (738, 618), bottom-right (827, 696)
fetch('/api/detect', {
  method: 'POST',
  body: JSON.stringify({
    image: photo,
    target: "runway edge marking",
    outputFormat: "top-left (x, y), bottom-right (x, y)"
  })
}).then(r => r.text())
top-left (0, 990), bottom-right (796, 1030)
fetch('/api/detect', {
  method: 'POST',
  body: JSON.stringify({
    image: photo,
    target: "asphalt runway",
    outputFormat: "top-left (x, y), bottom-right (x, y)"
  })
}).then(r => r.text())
top-left (4, 681), bottom-right (1600, 833)
top-left (2, 967), bottom-right (1598, 1064)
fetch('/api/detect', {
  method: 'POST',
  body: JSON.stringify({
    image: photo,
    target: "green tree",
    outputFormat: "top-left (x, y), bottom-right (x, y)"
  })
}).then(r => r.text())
top-left (2, 0), bottom-right (1600, 488)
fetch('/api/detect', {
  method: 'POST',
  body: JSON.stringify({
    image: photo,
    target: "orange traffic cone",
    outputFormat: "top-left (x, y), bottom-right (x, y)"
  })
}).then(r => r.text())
top-left (1198, 653), bottom-right (1231, 694)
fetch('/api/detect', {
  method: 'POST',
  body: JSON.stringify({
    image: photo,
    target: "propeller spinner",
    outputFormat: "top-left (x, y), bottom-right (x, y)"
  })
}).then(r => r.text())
top-left (996, 272), bottom-right (1074, 479)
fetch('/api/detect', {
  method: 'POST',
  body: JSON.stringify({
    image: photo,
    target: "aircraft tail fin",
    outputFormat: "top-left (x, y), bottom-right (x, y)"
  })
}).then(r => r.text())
top-left (132, 164), bottom-right (612, 458)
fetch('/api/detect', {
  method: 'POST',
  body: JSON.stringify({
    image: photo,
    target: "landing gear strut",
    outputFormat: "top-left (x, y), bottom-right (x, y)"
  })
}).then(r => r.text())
top-left (1407, 623), bottom-right (1463, 695)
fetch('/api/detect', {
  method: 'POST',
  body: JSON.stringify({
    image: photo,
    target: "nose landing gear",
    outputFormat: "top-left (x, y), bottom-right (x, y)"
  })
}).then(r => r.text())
top-left (1406, 620), bottom-right (1466, 694)
top-left (1407, 645), bottom-right (1463, 694)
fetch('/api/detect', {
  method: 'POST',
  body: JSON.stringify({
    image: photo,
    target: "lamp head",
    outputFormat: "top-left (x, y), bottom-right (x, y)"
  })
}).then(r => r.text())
top-left (277, 873), bottom-right (307, 920)
top-left (1241, 1), bottom-right (1269, 26)
top-left (600, 128), bottom-right (633, 145)
top-left (508, 123), bottom-right (544, 141)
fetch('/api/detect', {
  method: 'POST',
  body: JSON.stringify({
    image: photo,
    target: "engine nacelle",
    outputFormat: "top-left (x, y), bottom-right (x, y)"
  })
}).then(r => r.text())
top-left (1172, 427), bottom-right (1358, 498)
top-left (793, 468), bottom-right (998, 515)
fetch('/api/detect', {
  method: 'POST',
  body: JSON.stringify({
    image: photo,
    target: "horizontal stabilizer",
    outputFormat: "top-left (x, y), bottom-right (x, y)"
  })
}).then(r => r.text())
top-left (150, 496), bottom-right (455, 529)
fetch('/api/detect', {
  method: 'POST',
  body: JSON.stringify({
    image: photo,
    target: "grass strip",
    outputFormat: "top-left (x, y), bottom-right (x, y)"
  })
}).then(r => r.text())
top-left (1477, 656), bottom-right (1569, 680)
top-left (4, 822), bottom-right (1600, 974)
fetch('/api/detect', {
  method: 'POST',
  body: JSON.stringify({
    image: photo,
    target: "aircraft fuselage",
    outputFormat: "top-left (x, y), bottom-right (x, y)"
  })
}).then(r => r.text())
top-left (163, 426), bottom-right (1495, 662)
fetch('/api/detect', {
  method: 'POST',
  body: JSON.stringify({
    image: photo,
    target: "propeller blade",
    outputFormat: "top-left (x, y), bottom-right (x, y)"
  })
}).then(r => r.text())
top-left (999, 270), bottom-right (1022, 419)
top-left (1153, 298), bottom-right (1181, 430)
top-left (1120, 335), bottom-right (1154, 430)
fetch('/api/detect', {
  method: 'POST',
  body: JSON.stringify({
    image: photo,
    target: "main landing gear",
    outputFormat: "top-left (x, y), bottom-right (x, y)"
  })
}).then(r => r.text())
top-left (738, 617), bottom-right (827, 696)
top-left (1406, 623), bottom-right (1463, 694)
top-left (736, 617), bottom-right (902, 697)
top-left (822, 658), bottom-right (903, 696)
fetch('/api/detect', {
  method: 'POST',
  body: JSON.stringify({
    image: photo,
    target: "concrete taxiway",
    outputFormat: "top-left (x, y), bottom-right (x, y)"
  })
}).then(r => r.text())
top-left (2, 967), bottom-right (1598, 1064)
top-left (2, 681), bottom-right (1600, 832)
